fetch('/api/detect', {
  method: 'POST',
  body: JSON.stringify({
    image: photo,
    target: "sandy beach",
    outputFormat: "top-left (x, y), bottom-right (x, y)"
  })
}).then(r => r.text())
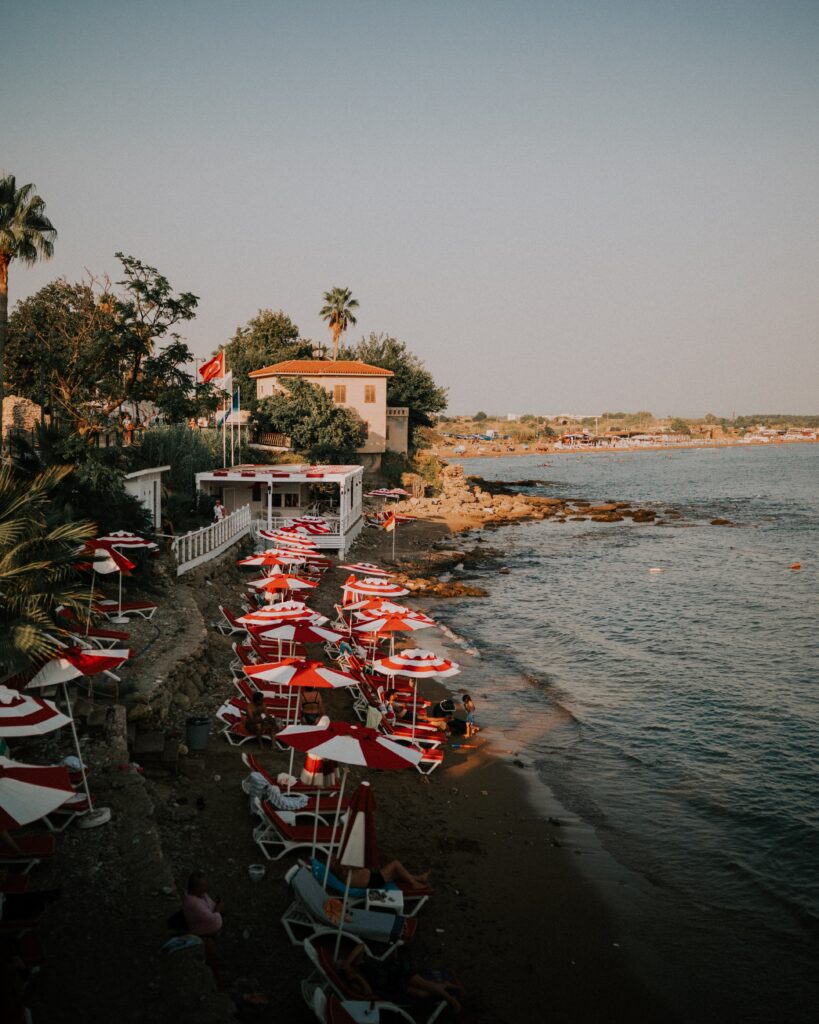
top-left (13, 505), bottom-right (672, 1024)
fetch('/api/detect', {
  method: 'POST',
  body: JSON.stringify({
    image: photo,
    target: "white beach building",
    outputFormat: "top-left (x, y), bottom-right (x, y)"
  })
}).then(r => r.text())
top-left (194, 463), bottom-right (365, 556)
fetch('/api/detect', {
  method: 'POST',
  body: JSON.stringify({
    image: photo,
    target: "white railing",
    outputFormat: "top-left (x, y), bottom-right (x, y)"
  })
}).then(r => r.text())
top-left (172, 505), bottom-right (252, 576)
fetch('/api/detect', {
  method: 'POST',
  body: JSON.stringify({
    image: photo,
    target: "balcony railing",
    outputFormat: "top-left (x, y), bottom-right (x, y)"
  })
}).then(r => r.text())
top-left (171, 505), bottom-right (252, 576)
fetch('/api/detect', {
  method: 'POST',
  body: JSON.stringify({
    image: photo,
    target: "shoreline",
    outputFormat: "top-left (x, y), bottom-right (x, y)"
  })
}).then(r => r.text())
top-left (353, 516), bottom-right (676, 1021)
top-left (432, 436), bottom-right (819, 460)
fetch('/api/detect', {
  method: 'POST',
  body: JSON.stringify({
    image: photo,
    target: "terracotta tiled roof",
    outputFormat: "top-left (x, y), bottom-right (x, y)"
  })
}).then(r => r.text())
top-left (250, 359), bottom-right (393, 378)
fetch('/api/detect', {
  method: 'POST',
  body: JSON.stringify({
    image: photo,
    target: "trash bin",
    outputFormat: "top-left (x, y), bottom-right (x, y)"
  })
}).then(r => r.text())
top-left (185, 716), bottom-right (211, 751)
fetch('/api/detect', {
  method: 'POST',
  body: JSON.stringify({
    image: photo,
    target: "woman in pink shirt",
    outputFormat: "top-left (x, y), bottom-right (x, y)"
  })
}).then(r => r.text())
top-left (182, 871), bottom-right (224, 976)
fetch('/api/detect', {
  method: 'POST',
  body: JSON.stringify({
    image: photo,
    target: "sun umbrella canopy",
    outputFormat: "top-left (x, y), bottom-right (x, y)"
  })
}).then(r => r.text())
top-left (343, 577), bottom-right (410, 600)
top-left (244, 659), bottom-right (359, 689)
top-left (237, 550), bottom-right (307, 568)
top-left (353, 613), bottom-right (434, 637)
top-left (354, 602), bottom-right (435, 625)
top-left (372, 648), bottom-right (461, 678)
top-left (96, 531), bottom-right (159, 552)
top-left (0, 756), bottom-right (76, 830)
top-left (336, 780), bottom-right (378, 870)
top-left (27, 647), bottom-right (131, 690)
top-left (261, 528), bottom-right (320, 548)
top-left (254, 622), bottom-right (343, 646)
top-left (289, 518), bottom-right (332, 534)
top-left (239, 602), bottom-right (327, 627)
top-left (366, 488), bottom-right (410, 499)
top-left (247, 573), bottom-right (318, 593)
top-left (83, 541), bottom-right (136, 575)
top-left (0, 686), bottom-right (71, 737)
top-left (275, 721), bottom-right (422, 770)
top-left (339, 563), bottom-right (394, 578)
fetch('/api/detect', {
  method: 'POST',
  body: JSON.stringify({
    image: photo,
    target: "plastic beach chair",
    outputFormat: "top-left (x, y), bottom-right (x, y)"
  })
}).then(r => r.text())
top-left (96, 599), bottom-right (157, 620)
top-left (282, 865), bottom-right (417, 960)
top-left (0, 835), bottom-right (57, 874)
top-left (252, 805), bottom-right (345, 861)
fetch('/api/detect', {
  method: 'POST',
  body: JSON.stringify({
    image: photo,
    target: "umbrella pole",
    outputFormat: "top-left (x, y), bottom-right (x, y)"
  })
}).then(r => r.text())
top-left (85, 575), bottom-right (95, 634)
top-left (310, 784), bottom-right (322, 862)
top-left (412, 680), bottom-right (418, 742)
top-left (324, 766), bottom-right (348, 889)
top-left (334, 869), bottom-right (353, 960)
top-left (61, 682), bottom-right (111, 827)
top-left (287, 747), bottom-right (295, 793)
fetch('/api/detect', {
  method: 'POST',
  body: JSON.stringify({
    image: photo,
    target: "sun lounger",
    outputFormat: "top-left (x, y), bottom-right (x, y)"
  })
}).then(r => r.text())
top-left (214, 605), bottom-right (248, 636)
top-left (282, 866), bottom-right (416, 960)
top-left (96, 599), bottom-right (157, 620)
top-left (252, 805), bottom-right (345, 860)
top-left (0, 835), bottom-right (56, 874)
top-left (241, 753), bottom-right (340, 795)
top-left (308, 858), bottom-right (431, 917)
top-left (216, 699), bottom-right (276, 747)
top-left (42, 793), bottom-right (98, 832)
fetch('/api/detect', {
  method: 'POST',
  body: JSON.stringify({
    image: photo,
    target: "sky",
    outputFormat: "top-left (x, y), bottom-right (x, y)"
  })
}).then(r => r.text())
top-left (3, 0), bottom-right (818, 416)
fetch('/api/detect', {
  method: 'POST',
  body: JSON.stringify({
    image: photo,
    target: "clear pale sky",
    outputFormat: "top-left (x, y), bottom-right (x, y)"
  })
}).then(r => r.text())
top-left (4, 0), bottom-right (818, 416)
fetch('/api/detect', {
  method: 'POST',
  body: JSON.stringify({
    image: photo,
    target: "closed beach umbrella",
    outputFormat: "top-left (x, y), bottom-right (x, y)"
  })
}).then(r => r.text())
top-left (0, 756), bottom-right (75, 830)
top-left (342, 576), bottom-right (410, 603)
top-left (0, 686), bottom-right (71, 737)
top-left (338, 562), bottom-right (395, 578)
top-left (82, 540), bottom-right (136, 629)
top-left (332, 780), bottom-right (379, 956)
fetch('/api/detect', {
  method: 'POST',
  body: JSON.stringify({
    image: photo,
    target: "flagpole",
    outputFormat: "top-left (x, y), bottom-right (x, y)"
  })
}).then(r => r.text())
top-left (392, 517), bottom-right (396, 560)
top-left (230, 390), bottom-right (235, 467)
top-left (221, 392), bottom-right (227, 468)
top-left (237, 386), bottom-right (241, 463)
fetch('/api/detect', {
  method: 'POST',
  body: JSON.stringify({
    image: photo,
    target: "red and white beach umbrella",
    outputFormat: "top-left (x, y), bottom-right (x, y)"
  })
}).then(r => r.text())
top-left (25, 647), bottom-right (130, 828)
top-left (276, 721), bottom-right (420, 873)
top-left (254, 621), bottom-right (343, 657)
top-left (27, 647), bottom-right (131, 689)
top-left (332, 780), bottom-right (379, 955)
top-left (239, 602), bottom-right (326, 627)
top-left (355, 602), bottom-right (435, 625)
top-left (290, 517), bottom-right (332, 535)
top-left (0, 756), bottom-right (76, 830)
top-left (244, 659), bottom-right (359, 691)
top-left (0, 686), bottom-right (71, 737)
top-left (261, 529), bottom-right (320, 549)
top-left (372, 648), bottom-right (460, 679)
top-left (248, 573), bottom-right (318, 593)
top-left (96, 531), bottom-right (159, 552)
top-left (366, 488), bottom-right (409, 499)
top-left (353, 613), bottom-right (434, 657)
top-left (338, 562), bottom-right (395, 578)
top-left (237, 550), bottom-right (307, 569)
top-left (342, 576), bottom-right (410, 602)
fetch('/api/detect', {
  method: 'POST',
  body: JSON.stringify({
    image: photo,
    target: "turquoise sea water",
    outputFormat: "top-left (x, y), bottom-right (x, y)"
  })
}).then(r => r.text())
top-left (442, 444), bottom-right (818, 1023)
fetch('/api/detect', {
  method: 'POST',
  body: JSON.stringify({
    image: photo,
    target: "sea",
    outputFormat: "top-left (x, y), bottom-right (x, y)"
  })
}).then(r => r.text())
top-left (434, 443), bottom-right (818, 1023)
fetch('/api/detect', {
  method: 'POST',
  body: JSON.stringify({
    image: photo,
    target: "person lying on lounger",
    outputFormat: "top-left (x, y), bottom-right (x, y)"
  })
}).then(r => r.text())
top-left (329, 855), bottom-right (430, 891)
top-left (337, 943), bottom-right (463, 1013)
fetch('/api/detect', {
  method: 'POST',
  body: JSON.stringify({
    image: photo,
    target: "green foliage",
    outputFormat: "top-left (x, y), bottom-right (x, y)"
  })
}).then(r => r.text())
top-left (256, 378), bottom-right (366, 463)
top-left (0, 463), bottom-right (95, 674)
top-left (222, 310), bottom-right (310, 408)
top-left (341, 333), bottom-right (447, 447)
top-left (669, 418), bottom-right (691, 435)
top-left (135, 423), bottom-right (220, 500)
top-left (473, 411), bottom-right (487, 421)
top-left (9, 424), bottom-right (150, 535)
top-left (6, 255), bottom-right (212, 435)
top-left (320, 287), bottom-right (359, 359)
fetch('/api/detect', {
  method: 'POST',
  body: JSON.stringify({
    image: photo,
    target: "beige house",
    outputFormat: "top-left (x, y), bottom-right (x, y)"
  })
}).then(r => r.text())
top-left (249, 358), bottom-right (408, 468)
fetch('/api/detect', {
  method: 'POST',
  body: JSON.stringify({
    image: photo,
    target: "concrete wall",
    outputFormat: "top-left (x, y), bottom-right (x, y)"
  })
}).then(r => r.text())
top-left (124, 467), bottom-right (167, 526)
top-left (386, 406), bottom-right (409, 454)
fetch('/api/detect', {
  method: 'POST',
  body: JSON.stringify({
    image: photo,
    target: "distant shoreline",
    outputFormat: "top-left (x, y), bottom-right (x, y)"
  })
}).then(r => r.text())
top-left (435, 437), bottom-right (819, 459)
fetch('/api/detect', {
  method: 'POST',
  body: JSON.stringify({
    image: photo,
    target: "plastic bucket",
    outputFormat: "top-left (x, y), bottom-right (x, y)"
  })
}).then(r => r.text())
top-left (248, 864), bottom-right (266, 882)
top-left (185, 716), bottom-right (211, 751)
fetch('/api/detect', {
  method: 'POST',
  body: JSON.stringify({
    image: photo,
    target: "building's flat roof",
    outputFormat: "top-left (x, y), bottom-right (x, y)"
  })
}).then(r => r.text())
top-left (250, 359), bottom-right (393, 379)
top-left (195, 463), bottom-right (363, 484)
top-left (124, 465), bottom-right (171, 480)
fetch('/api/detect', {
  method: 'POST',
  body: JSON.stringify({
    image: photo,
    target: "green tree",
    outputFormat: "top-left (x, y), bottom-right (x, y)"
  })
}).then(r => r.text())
top-left (6, 256), bottom-right (211, 436)
top-left (320, 287), bottom-right (359, 360)
top-left (0, 175), bottom-right (57, 444)
top-left (0, 463), bottom-right (95, 674)
top-left (256, 378), bottom-right (366, 462)
top-left (473, 411), bottom-right (487, 421)
top-left (669, 418), bottom-right (691, 435)
top-left (222, 309), bottom-right (309, 406)
top-left (341, 333), bottom-right (447, 447)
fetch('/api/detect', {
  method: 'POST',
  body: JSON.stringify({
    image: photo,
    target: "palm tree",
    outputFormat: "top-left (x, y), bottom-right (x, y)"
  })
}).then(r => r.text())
top-left (0, 463), bottom-right (95, 674)
top-left (0, 175), bottom-right (57, 446)
top-left (319, 287), bottom-right (359, 360)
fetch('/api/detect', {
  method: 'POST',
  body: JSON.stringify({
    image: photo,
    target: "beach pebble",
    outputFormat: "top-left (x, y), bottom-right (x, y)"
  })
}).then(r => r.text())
top-left (480, 790), bottom-right (488, 796)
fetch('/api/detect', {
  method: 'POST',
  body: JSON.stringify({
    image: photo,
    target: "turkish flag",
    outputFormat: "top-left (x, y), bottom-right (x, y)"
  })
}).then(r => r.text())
top-left (199, 351), bottom-right (225, 382)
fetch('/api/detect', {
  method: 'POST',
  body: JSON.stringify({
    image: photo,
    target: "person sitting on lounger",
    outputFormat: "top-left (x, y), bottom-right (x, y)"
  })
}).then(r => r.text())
top-left (384, 688), bottom-right (416, 724)
top-left (244, 691), bottom-right (280, 736)
top-left (299, 687), bottom-right (324, 725)
top-left (337, 943), bottom-right (463, 1013)
top-left (329, 855), bottom-right (430, 891)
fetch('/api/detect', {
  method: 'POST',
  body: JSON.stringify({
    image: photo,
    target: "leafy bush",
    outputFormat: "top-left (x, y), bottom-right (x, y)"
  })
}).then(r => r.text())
top-left (256, 378), bottom-right (366, 462)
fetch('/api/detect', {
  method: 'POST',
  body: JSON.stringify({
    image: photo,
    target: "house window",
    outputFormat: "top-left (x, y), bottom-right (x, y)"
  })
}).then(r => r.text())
top-left (333, 385), bottom-right (347, 403)
top-left (364, 385), bottom-right (376, 403)
top-left (271, 493), bottom-right (283, 508)
top-left (252, 484), bottom-right (262, 502)
top-left (284, 492), bottom-right (300, 508)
